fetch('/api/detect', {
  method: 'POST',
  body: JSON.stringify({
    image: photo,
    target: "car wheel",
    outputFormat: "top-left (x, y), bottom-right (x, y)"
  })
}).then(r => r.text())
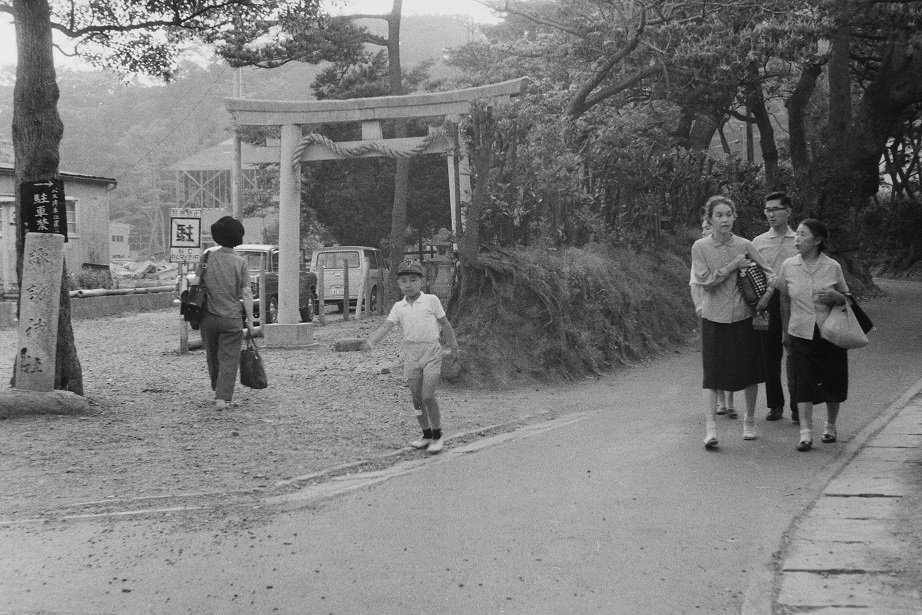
top-left (267, 296), bottom-right (278, 324)
top-left (300, 296), bottom-right (315, 323)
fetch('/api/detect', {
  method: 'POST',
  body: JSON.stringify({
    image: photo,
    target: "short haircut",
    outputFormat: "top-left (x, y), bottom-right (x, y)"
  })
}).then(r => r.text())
top-left (704, 195), bottom-right (736, 220)
top-left (799, 218), bottom-right (829, 252)
top-left (764, 191), bottom-right (792, 208)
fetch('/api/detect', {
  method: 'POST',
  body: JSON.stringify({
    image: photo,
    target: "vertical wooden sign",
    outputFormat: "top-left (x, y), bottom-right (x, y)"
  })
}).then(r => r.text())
top-left (21, 179), bottom-right (68, 241)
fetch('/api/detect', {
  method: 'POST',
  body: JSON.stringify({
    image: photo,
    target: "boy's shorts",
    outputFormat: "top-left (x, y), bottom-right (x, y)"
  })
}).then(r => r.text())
top-left (402, 342), bottom-right (443, 380)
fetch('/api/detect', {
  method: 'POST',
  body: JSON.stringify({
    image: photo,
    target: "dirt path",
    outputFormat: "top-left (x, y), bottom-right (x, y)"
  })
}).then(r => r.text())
top-left (0, 310), bottom-right (640, 522)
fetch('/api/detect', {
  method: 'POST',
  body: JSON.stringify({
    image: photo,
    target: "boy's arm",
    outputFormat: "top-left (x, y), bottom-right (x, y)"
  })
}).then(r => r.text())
top-left (361, 320), bottom-right (395, 351)
top-left (438, 316), bottom-right (459, 359)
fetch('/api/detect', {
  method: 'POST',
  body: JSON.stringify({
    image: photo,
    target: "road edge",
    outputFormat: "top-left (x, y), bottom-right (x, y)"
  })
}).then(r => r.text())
top-left (740, 373), bottom-right (922, 615)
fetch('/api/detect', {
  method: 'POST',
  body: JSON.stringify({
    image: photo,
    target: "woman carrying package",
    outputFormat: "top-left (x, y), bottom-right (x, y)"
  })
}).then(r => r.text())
top-left (691, 196), bottom-right (773, 449)
top-left (775, 219), bottom-right (849, 451)
top-left (191, 216), bottom-right (256, 410)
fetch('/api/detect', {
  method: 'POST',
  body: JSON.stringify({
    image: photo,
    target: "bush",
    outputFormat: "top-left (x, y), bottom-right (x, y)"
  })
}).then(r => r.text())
top-left (447, 239), bottom-right (697, 387)
top-left (67, 266), bottom-right (114, 291)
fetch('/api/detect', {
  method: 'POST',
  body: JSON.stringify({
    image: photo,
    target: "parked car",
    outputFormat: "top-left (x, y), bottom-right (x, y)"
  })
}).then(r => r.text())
top-left (308, 246), bottom-right (384, 313)
top-left (234, 244), bottom-right (318, 323)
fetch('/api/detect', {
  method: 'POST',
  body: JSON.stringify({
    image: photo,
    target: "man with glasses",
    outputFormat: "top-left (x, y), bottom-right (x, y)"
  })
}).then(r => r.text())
top-left (752, 192), bottom-right (800, 422)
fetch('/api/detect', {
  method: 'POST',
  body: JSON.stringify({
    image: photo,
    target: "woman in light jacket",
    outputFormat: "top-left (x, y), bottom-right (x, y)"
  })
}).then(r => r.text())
top-left (691, 196), bottom-right (773, 448)
top-left (775, 219), bottom-right (849, 451)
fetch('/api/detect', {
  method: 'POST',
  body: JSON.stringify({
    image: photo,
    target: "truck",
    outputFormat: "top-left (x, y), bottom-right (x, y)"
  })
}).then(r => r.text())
top-left (233, 244), bottom-right (318, 324)
top-left (308, 246), bottom-right (384, 313)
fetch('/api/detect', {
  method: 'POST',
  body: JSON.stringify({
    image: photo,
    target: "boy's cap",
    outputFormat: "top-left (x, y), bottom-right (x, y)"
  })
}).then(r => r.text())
top-left (397, 260), bottom-right (424, 277)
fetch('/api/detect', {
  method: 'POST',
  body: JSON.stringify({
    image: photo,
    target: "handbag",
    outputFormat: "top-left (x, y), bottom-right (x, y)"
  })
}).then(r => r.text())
top-left (240, 332), bottom-right (268, 389)
top-left (847, 294), bottom-right (874, 333)
top-left (180, 251), bottom-right (209, 329)
top-left (820, 300), bottom-right (869, 349)
top-left (737, 261), bottom-right (769, 305)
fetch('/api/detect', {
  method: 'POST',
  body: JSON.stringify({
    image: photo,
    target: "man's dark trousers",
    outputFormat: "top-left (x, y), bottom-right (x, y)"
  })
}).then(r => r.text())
top-left (760, 292), bottom-right (797, 417)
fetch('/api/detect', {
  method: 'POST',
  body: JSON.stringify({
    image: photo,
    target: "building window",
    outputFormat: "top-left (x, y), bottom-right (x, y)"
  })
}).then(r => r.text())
top-left (66, 199), bottom-right (79, 237)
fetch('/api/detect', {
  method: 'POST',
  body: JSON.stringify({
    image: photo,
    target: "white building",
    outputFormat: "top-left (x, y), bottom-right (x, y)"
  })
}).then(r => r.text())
top-left (109, 221), bottom-right (132, 261)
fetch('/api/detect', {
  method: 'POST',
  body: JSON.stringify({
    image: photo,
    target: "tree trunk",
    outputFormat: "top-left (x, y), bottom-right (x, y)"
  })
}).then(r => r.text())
top-left (384, 0), bottom-right (407, 309)
top-left (12, 0), bottom-right (83, 394)
top-left (457, 106), bottom-right (494, 267)
top-left (828, 23), bottom-right (852, 156)
top-left (786, 63), bottom-right (822, 175)
top-left (745, 63), bottom-right (778, 189)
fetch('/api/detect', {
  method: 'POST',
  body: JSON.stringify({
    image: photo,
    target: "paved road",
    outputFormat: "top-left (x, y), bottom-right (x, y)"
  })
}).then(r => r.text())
top-left (2, 279), bottom-right (920, 615)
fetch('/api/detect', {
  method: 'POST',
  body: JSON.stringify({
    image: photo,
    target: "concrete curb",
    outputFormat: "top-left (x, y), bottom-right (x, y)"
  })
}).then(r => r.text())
top-left (741, 374), bottom-right (922, 615)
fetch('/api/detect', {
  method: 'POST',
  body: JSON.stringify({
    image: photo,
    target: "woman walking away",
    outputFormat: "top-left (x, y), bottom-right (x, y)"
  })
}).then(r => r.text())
top-left (691, 196), bottom-right (773, 448)
top-left (775, 219), bottom-right (850, 451)
top-left (191, 216), bottom-right (256, 410)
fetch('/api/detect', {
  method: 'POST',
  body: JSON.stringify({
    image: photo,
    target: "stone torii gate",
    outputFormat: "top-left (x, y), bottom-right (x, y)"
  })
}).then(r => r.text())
top-left (224, 78), bottom-right (525, 347)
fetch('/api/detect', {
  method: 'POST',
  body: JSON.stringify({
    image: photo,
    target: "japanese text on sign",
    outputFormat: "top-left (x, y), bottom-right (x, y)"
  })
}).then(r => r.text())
top-left (21, 180), bottom-right (68, 241)
top-left (169, 208), bottom-right (202, 263)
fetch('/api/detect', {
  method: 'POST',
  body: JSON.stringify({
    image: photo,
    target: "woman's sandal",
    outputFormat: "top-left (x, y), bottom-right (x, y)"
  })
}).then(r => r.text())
top-left (716, 406), bottom-right (727, 416)
top-left (821, 433), bottom-right (837, 443)
top-left (725, 408), bottom-right (738, 419)
top-left (797, 439), bottom-right (813, 452)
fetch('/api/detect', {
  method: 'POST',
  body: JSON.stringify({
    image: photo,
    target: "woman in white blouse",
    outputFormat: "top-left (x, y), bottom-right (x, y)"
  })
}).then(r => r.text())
top-left (691, 196), bottom-right (773, 449)
top-left (775, 219), bottom-right (849, 451)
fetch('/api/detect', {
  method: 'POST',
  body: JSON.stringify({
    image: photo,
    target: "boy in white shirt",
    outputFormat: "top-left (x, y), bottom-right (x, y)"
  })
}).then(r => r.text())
top-left (362, 261), bottom-right (460, 454)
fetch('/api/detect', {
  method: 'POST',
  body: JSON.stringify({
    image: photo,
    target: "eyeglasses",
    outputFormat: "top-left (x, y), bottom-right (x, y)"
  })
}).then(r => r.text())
top-left (763, 207), bottom-right (788, 213)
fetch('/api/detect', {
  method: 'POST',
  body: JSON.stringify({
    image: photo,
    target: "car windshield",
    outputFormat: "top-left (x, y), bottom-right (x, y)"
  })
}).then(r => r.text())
top-left (236, 251), bottom-right (266, 270)
top-left (316, 251), bottom-right (359, 269)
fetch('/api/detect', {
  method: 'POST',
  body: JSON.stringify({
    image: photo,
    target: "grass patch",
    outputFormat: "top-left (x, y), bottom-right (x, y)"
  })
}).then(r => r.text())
top-left (448, 239), bottom-right (697, 387)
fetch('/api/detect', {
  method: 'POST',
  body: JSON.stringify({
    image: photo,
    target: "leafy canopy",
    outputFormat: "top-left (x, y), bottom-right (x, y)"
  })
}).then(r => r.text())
top-left (0, 0), bottom-right (324, 79)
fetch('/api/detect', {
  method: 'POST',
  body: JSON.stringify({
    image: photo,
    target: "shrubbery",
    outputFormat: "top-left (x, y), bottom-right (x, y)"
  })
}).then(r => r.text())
top-left (67, 267), bottom-right (114, 291)
top-left (448, 238), bottom-right (697, 387)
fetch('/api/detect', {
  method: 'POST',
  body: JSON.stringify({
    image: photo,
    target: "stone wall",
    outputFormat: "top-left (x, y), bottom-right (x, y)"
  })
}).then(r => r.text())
top-left (0, 292), bottom-right (176, 328)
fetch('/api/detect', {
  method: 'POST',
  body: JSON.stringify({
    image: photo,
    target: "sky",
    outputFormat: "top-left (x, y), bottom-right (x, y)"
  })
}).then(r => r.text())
top-left (0, 1), bottom-right (498, 69)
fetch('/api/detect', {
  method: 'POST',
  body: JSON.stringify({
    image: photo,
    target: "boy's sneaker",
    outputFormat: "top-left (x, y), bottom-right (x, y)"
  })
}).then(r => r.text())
top-left (427, 438), bottom-right (444, 454)
top-left (410, 438), bottom-right (432, 450)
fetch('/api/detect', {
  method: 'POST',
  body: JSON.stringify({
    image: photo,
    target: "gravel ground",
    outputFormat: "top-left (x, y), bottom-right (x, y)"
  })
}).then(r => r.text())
top-left (0, 308), bottom-right (582, 522)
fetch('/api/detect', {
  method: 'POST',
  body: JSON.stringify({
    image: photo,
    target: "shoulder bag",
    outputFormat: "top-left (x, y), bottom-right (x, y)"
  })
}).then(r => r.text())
top-left (180, 250), bottom-right (209, 329)
top-left (820, 299), bottom-right (869, 349)
top-left (240, 332), bottom-right (268, 389)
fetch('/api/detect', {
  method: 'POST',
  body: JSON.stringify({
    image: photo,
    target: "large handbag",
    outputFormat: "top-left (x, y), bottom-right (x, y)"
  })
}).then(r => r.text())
top-left (821, 300), bottom-right (869, 349)
top-left (240, 332), bottom-right (268, 389)
top-left (180, 251), bottom-right (209, 329)
top-left (737, 261), bottom-right (769, 305)
top-left (847, 294), bottom-right (874, 334)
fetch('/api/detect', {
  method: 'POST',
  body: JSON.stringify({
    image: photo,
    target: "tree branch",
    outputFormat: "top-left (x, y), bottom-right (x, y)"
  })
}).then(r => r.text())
top-left (566, 8), bottom-right (648, 118)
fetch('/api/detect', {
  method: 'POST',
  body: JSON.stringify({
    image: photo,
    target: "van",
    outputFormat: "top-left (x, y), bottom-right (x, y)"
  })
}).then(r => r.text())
top-left (309, 246), bottom-right (384, 313)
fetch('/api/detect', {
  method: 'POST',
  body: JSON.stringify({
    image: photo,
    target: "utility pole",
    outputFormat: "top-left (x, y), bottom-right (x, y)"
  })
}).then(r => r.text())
top-left (231, 67), bottom-right (243, 218)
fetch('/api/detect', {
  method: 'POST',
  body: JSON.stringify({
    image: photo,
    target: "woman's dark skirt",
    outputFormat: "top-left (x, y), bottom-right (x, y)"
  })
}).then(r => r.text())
top-left (788, 326), bottom-right (848, 404)
top-left (702, 318), bottom-right (765, 391)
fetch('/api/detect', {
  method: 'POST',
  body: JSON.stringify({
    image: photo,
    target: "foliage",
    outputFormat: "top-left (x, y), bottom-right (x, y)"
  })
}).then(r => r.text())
top-left (67, 266), bottom-right (113, 291)
top-left (447, 242), bottom-right (697, 386)
top-left (460, 87), bottom-right (766, 250)
top-left (0, 0), bottom-right (325, 79)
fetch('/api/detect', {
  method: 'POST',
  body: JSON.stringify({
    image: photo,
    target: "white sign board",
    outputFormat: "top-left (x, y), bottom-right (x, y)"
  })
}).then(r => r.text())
top-left (169, 208), bottom-right (202, 263)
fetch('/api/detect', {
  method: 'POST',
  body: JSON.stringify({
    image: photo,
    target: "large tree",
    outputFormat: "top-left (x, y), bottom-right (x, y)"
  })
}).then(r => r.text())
top-left (2, 0), bottom-right (323, 393)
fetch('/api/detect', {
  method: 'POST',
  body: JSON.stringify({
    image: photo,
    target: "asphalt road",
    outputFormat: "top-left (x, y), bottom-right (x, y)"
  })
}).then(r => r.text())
top-left (2, 278), bottom-right (920, 615)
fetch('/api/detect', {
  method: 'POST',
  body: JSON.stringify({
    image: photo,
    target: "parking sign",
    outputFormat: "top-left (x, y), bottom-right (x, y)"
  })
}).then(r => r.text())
top-left (170, 208), bottom-right (202, 263)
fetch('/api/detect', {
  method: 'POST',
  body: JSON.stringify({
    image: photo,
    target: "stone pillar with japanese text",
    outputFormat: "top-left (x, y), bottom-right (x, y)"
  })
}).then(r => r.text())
top-left (15, 233), bottom-right (64, 391)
